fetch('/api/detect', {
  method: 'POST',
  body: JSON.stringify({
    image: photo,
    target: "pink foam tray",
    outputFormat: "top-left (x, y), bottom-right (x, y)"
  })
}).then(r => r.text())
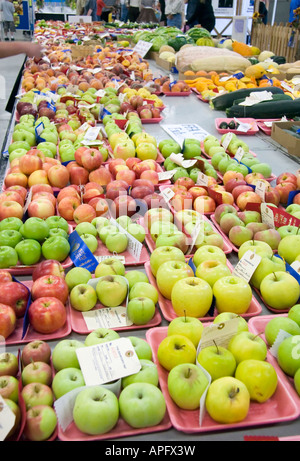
top-left (146, 325), bottom-right (300, 434)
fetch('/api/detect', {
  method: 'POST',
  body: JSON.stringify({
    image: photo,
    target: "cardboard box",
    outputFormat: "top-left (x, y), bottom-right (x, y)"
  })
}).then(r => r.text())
top-left (271, 121), bottom-right (300, 157)
top-left (155, 55), bottom-right (178, 74)
top-left (145, 51), bottom-right (159, 60)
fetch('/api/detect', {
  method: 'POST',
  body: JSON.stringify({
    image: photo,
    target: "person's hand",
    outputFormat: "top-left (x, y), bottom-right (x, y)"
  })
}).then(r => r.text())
top-left (23, 42), bottom-right (43, 58)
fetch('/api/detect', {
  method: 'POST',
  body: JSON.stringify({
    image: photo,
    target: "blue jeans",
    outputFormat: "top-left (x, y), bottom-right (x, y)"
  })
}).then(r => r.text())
top-left (167, 13), bottom-right (182, 29)
top-left (121, 4), bottom-right (129, 22)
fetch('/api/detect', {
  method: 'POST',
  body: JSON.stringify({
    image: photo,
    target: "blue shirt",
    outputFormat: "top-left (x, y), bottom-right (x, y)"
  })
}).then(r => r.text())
top-left (289, 0), bottom-right (300, 22)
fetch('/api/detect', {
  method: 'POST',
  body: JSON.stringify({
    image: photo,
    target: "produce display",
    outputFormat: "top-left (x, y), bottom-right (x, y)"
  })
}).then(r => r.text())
top-left (1, 18), bottom-right (300, 443)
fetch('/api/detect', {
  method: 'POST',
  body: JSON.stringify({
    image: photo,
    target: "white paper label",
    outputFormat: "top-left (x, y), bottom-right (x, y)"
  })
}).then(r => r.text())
top-left (132, 40), bottom-right (153, 58)
top-left (95, 254), bottom-right (126, 264)
top-left (239, 90), bottom-right (273, 106)
top-left (160, 187), bottom-right (175, 203)
top-left (186, 218), bottom-right (204, 255)
top-left (196, 172), bottom-right (209, 187)
top-left (261, 203), bottom-right (275, 229)
top-left (158, 170), bottom-right (176, 181)
top-left (0, 395), bottom-right (16, 441)
top-left (291, 260), bottom-right (300, 273)
top-left (169, 153), bottom-right (197, 169)
top-left (82, 306), bottom-right (133, 330)
top-left (221, 132), bottom-right (233, 150)
top-left (110, 218), bottom-right (142, 262)
top-left (197, 317), bottom-right (240, 351)
top-left (255, 180), bottom-right (266, 201)
top-left (232, 250), bottom-right (262, 283)
top-left (76, 338), bottom-right (141, 386)
top-left (234, 147), bottom-right (245, 162)
top-left (270, 330), bottom-right (292, 358)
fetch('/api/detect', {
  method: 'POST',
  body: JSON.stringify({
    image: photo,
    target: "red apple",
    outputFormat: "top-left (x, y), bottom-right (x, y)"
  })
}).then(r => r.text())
top-left (58, 195), bottom-right (81, 221)
top-left (193, 195), bottom-right (216, 213)
top-left (112, 195), bottom-right (137, 218)
top-left (80, 148), bottom-right (103, 172)
top-left (218, 190), bottom-right (235, 205)
top-left (275, 181), bottom-right (297, 205)
top-left (245, 172), bottom-right (264, 184)
top-left (0, 191), bottom-right (24, 206)
top-left (188, 186), bottom-right (208, 201)
top-left (116, 169), bottom-right (136, 186)
top-left (132, 179), bottom-right (155, 193)
top-left (143, 193), bottom-right (166, 208)
top-left (0, 281), bottom-right (29, 318)
top-left (174, 177), bottom-right (195, 190)
top-left (5, 185), bottom-right (27, 202)
top-left (89, 167), bottom-right (112, 186)
top-left (222, 170), bottom-right (244, 185)
top-left (126, 157), bottom-right (141, 170)
top-left (232, 185), bottom-right (254, 202)
top-left (131, 185), bottom-right (154, 200)
top-left (28, 198), bottom-right (55, 219)
top-left (0, 200), bottom-right (24, 221)
top-left (30, 184), bottom-right (53, 197)
top-left (82, 188), bottom-right (104, 203)
top-left (293, 193), bottom-right (300, 205)
top-left (32, 192), bottom-right (56, 208)
top-left (0, 270), bottom-right (12, 283)
top-left (4, 172), bottom-right (28, 189)
top-left (32, 260), bottom-right (65, 282)
top-left (56, 186), bottom-right (80, 203)
top-left (0, 303), bottom-right (16, 339)
top-left (276, 172), bottom-right (297, 186)
top-left (140, 169), bottom-right (159, 185)
top-left (264, 185), bottom-right (281, 206)
top-left (69, 165), bottom-right (89, 186)
top-left (236, 191), bottom-right (262, 211)
top-left (170, 191), bottom-right (193, 212)
top-left (31, 275), bottom-right (69, 304)
top-left (108, 158), bottom-right (126, 175)
top-left (74, 146), bottom-right (88, 165)
top-left (28, 297), bottom-right (67, 334)
top-left (47, 164), bottom-right (70, 189)
top-left (73, 203), bottom-right (96, 224)
top-left (225, 178), bottom-right (247, 193)
top-left (106, 180), bottom-right (128, 193)
top-left (88, 197), bottom-right (109, 217)
top-left (106, 186), bottom-right (127, 201)
top-left (21, 340), bottom-right (52, 366)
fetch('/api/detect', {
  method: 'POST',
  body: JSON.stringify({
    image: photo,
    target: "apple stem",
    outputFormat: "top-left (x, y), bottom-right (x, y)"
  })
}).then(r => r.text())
top-left (229, 387), bottom-right (240, 399)
top-left (213, 339), bottom-right (220, 355)
top-left (185, 367), bottom-right (192, 379)
top-left (273, 272), bottom-right (277, 281)
top-left (184, 310), bottom-right (187, 323)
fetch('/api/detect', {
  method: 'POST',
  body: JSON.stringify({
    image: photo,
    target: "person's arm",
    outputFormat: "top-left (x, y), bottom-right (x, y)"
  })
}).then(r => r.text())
top-left (0, 42), bottom-right (43, 59)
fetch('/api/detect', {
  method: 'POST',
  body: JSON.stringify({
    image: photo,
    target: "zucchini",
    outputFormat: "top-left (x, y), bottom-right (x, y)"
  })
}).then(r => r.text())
top-left (211, 86), bottom-right (284, 111)
top-left (226, 98), bottom-right (300, 119)
top-left (271, 56), bottom-right (286, 65)
top-left (233, 93), bottom-right (293, 106)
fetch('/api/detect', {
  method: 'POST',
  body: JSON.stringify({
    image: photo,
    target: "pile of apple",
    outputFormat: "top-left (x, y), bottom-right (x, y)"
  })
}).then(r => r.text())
top-left (66, 257), bottom-right (158, 326)
top-left (143, 207), bottom-right (225, 255)
top-left (155, 314), bottom-right (279, 425)
top-left (154, 77), bottom-right (191, 94)
top-left (0, 215), bottom-right (70, 270)
top-left (149, 237), bottom-right (254, 318)
top-left (263, 313), bottom-right (300, 397)
top-left (1, 329), bottom-right (167, 440)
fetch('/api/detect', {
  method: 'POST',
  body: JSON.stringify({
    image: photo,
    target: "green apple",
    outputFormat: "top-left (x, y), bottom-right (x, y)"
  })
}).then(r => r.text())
top-left (73, 386), bottom-right (119, 435)
top-left (277, 335), bottom-right (300, 376)
top-left (197, 344), bottom-right (237, 381)
top-left (159, 139), bottom-right (181, 158)
top-left (278, 235), bottom-right (300, 265)
top-left (238, 240), bottom-right (273, 260)
top-left (205, 376), bottom-right (250, 424)
top-left (195, 260), bottom-right (231, 288)
top-left (277, 225), bottom-right (300, 239)
top-left (42, 236), bottom-right (70, 262)
top-left (0, 245), bottom-right (18, 268)
top-left (96, 275), bottom-right (128, 307)
top-left (294, 367), bottom-right (300, 396)
top-left (235, 359), bottom-right (278, 403)
top-left (167, 316), bottom-right (204, 348)
top-left (149, 246), bottom-right (186, 277)
top-left (48, 228), bottom-right (68, 240)
top-left (288, 304), bottom-right (300, 327)
top-left (251, 162), bottom-right (272, 178)
top-left (73, 222), bottom-right (97, 237)
top-left (213, 312), bottom-right (249, 333)
top-left (171, 277), bottom-right (213, 318)
top-left (265, 316), bottom-right (300, 346)
top-left (51, 339), bottom-right (85, 371)
top-left (213, 275), bottom-right (252, 315)
top-left (95, 258), bottom-right (125, 278)
top-left (84, 328), bottom-right (120, 347)
top-left (92, 216), bottom-right (110, 232)
top-left (70, 284), bottom-right (97, 312)
top-left (8, 140), bottom-right (31, 154)
top-left (250, 254), bottom-right (286, 290)
top-left (128, 336), bottom-right (153, 361)
top-left (21, 217), bottom-right (50, 242)
top-left (21, 382), bottom-right (54, 410)
top-left (156, 260), bottom-right (194, 300)
top-left (15, 239), bottom-right (42, 266)
top-left (24, 405), bottom-right (57, 441)
top-left (182, 141), bottom-right (202, 159)
top-left (129, 282), bottom-right (158, 304)
top-left (157, 334), bottom-right (197, 371)
top-left (119, 382), bottom-right (166, 429)
top-left (80, 234), bottom-right (98, 254)
top-left (127, 223), bottom-right (145, 243)
top-left (116, 215), bottom-right (132, 229)
top-left (260, 271), bottom-right (300, 310)
top-left (228, 331), bottom-right (267, 364)
top-left (12, 128), bottom-right (36, 146)
top-left (36, 141), bottom-right (57, 157)
top-left (98, 224), bottom-right (119, 243)
top-left (0, 217), bottom-right (23, 232)
top-left (51, 367), bottom-right (85, 399)
top-left (125, 270), bottom-right (149, 290)
top-left (105, 232), bottom-right (128, 254)
top-left (65, 267), bottom-right (92, 291)
top-left (121, 359), bottom-right (158, 388)
top-left (193, 245), bottom-right (227, 267)
top-left (167, 363), bottom-right (209, 410)
top-left (0, 230), bottom-right (22, 248)
top-left (127, 297), bottom-right (155, 325)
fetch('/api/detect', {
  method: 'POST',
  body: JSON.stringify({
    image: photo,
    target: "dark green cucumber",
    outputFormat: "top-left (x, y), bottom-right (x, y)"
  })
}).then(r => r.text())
top-left (226, 98), bottom-right (300, 119)
top-left (211, 86), bottom-right (284, 111)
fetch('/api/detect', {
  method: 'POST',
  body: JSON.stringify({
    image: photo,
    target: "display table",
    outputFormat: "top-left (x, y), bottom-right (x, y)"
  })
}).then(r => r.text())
top-left (2, 57), bottom-right (300, 443)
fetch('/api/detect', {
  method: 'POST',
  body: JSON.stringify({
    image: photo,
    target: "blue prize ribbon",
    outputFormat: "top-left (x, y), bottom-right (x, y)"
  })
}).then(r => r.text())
top-left (68, 230), bottom-right (99, 272)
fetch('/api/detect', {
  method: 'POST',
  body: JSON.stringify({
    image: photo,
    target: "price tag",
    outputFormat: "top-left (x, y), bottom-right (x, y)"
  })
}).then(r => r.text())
top-left (232, 250), bottom-right (262, 283)
top-left (160, 187), bottom-right (175, 203)
top-left (196, 172), bottom-right (209, 187)
top-left (169, 153), bottom-right (197, 169)
top-left (84, 126), bottom-right (101, 142)
top-left (291, 260), bottom-right (300, 274)
top-left (158, 170), bottom-right (176, 181)
top-left (132, 40), bottom-right (153, 58)
top-left (270, 330), bottom-right (293, 358)
top-left (197, 317), bottom-right (240, 352)
top-left (255, 180), bottom-right (266, 201)
top-left (234, 146), bottom-right (245, 162)
top-left (35, 122), bottom-right (44, 137)
top-left (23, 188), bottom-right (32, 214)
top-left (95, 254), bottom-right (126, 264)
top-left (82, 306), bottom-right (132, 330)
top-left (110, 218), bottom-right (142, 262)
top-left (0, 395), bottom-right (16, 441)
top-left (281, 81), bottom-right (294, 93)
top-left (261, 203), bottom-right (275, 229)
top-left (221, 132), bottom-right (233, 150)
top-left (235, 120), bottom-right (251, 133)
top-left (76, 338), bottom-right (141, 386)
top-left (186, 218), bottom-right (204, 255)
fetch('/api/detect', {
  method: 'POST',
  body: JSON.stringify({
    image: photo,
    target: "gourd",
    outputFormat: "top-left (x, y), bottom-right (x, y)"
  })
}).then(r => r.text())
top-left (245, 64), bottom-right (266, 79)
top-left (232, 41), bottom-right (253, 57)
top-left (258, 50), bottom-right (275, 62)
top-left (159, 45), bottom-right (175, 54)
top-left (190, 55), bottom-right (251, 74)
